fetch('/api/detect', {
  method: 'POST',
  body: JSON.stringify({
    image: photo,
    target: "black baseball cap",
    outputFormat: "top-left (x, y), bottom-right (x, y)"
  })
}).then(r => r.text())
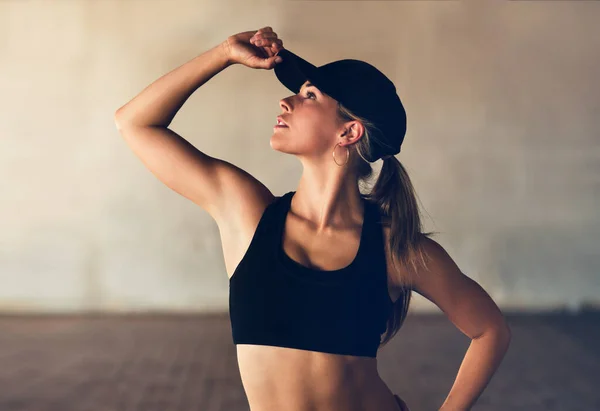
top-left (273, 48), bottom-right (407, 162)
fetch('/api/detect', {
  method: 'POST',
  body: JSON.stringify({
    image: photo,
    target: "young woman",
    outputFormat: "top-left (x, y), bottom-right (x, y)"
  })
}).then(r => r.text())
top-left (115, 26), bottom-right (511, 411)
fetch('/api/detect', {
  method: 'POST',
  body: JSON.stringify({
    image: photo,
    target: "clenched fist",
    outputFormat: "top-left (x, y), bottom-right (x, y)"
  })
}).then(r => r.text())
top-left (222, 26), bottom-right (285, 70)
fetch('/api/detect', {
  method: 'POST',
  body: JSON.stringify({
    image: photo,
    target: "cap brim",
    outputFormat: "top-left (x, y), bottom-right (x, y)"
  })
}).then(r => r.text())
top-left (274, 49), bottom-right (330, 96)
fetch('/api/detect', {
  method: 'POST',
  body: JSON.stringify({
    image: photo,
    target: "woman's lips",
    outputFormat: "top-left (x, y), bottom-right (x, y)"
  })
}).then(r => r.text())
top-left (276, 116), bottom-right (289, 127)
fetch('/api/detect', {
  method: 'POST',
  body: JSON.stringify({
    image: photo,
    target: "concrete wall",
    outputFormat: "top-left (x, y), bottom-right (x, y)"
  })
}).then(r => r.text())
top-left (1, 1), bottom-right (598, 313)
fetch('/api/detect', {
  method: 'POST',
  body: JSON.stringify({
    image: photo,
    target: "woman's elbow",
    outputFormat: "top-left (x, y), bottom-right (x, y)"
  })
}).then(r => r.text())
top-left (495, 319), bottom-right (512, 349)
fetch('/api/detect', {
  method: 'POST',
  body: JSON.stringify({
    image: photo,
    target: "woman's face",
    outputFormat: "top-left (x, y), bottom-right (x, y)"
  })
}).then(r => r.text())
top-left (271, 80), bottom-right (348, 160)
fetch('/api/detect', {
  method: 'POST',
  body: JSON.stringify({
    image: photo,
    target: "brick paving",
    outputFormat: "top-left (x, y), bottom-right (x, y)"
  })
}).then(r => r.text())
top-left (0, 311), bottom-right (598, 411)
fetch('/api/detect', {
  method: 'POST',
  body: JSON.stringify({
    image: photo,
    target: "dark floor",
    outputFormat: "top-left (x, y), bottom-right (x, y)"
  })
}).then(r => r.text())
top-left (0, 311), bottom-right (598, 411)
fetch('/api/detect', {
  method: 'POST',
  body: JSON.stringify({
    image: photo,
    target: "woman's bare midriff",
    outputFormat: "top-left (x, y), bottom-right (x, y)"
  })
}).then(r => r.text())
top-left (236, 344), bottom-right (406, 411)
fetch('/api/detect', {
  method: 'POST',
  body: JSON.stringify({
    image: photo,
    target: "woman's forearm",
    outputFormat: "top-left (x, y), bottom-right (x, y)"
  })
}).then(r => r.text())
top-left (115, 41), bottom-right (233, 128)
top-left (439, 327), bottom-right (511, 411)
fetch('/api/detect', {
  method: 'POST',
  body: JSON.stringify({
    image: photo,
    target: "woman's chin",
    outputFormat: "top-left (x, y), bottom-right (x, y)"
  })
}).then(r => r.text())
top-left (269, 134), bottom-right (287, 147)
top-left (269, 139), bottom-right (294, 155)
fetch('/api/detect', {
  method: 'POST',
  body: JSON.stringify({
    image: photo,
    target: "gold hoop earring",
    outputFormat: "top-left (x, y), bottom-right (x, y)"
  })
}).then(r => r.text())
top-left (332, 142), bottom-right (350, 166)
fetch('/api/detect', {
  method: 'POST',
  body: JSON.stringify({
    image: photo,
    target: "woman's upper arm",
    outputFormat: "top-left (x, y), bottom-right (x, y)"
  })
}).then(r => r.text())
top-left (116, 124), bottom-right (274, 229)
top-left (406, 237), bottom-right (510, 339)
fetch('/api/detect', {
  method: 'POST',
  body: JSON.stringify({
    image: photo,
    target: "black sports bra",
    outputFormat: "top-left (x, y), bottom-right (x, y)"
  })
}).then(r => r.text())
top-left (228, 191), bottom-right (395, 358)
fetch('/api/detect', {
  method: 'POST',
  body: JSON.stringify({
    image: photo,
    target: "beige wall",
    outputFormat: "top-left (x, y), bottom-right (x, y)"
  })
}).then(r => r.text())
top-left (1, 1), bottom-right (598, 313)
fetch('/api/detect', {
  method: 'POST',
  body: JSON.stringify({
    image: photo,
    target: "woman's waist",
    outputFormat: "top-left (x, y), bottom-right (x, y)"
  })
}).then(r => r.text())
top-left (236, 344), bottom-right (398, 410)
top-left (237, 343), bottom-right (380, 384)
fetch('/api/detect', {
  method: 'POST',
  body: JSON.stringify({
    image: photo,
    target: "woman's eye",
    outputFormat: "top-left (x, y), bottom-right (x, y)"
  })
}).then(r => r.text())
top-left (306, 91), bottom-right (316, 99)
